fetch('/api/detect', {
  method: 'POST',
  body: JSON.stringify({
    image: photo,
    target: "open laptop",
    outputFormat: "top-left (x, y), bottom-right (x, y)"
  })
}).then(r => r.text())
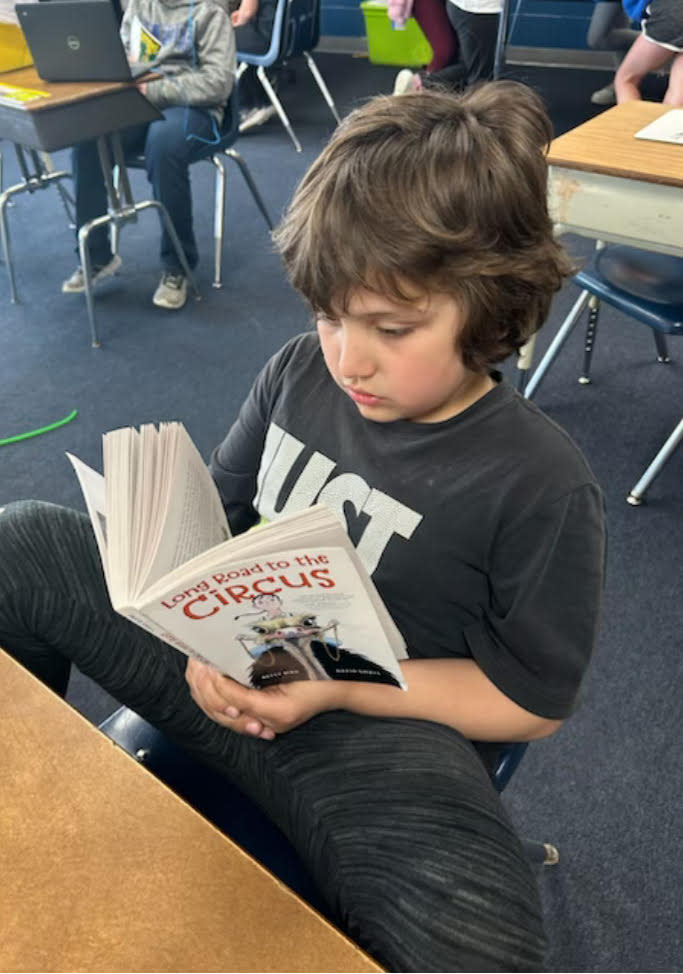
top-left (15, 0), bottom-right (149, 83)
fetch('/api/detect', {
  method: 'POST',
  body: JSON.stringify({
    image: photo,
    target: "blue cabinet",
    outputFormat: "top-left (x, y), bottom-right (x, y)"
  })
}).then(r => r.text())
top-left (322, 0), bottom-right (595, 49)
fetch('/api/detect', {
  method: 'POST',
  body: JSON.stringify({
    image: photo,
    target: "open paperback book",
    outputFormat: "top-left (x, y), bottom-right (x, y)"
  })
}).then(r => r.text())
top-left (67, 422), bottom-right (407, 690)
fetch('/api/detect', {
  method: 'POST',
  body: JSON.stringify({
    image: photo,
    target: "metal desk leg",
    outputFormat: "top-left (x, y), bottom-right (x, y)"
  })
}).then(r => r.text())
top-left (0, 146), bottom-right (71, 303)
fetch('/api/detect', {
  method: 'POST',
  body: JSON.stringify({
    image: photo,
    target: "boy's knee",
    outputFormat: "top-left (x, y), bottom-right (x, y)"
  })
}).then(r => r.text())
top-left (144, 121), bottom-right (192, 172)
top-left (328, 811), bottom-right (546, 972)
top-left (0, 499), bottom-right (48, 533)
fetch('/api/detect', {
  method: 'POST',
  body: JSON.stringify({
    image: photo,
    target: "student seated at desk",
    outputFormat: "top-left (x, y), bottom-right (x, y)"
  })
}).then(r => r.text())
top-left (62, 0), bottom-right (235, 310)
top-left (1, 83), bottom-right (606, 971)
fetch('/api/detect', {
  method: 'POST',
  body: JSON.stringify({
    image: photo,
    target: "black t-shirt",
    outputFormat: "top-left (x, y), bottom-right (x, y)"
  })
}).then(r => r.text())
top-left (210, 333), bottom-right (606, 720)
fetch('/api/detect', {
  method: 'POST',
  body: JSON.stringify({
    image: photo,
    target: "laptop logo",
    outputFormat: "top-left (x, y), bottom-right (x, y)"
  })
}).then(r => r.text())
top-left (67, 34), bottom-right (81, 51)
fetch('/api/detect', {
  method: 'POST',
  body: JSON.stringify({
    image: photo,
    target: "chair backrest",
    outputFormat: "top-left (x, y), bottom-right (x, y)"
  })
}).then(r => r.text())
top-left (236, 0), bottom-right (320, 68)
top-left (279, 0), bottom-right (320, 60)
top-left (236, 0), bottom-right (288, 68)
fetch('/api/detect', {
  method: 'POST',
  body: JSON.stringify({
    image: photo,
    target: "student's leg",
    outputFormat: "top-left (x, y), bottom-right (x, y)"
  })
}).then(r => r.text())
top-left (663, 51), bottom-right (683, 104)
top-left (587, 1), bottom-right (636, 51)
top-left (615, 32), bottom-right (673, 101)
top-left (71, 139), bottom-right (114, 269)
top-left (412, 0), bottom-right (458, 72)
top-left (445, 5), bottom-right (500, 85)
top-left (142, 106), bottom-right (216, 274)
top-left (0, 500), bottom-right (546, 971)
top-left (642, 0), bottom-right (683, 103)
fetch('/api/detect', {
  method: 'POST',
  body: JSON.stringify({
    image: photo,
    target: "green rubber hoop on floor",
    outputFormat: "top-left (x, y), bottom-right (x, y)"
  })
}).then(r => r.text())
top-left (0, 409), bottom-right (78, 446)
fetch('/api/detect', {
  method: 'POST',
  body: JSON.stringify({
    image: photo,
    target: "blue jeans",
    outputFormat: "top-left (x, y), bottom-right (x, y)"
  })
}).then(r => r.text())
top-left (72, 105), bottom-right (217, 274)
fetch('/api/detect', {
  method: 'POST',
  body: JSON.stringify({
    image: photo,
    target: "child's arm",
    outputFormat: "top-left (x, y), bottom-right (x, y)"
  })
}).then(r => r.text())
top-left (185, 656), bottom-right (562, 743)
top-left (334, 657), bottom-right (563, 740)
top-left (231, 0), bottom-right (259, 27)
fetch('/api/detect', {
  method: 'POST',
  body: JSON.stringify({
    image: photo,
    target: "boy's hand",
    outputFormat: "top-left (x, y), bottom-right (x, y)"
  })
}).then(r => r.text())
top-left (185, 658), bottom-right (344, 740)
top-left (231, 0), bottom-right (258, 27)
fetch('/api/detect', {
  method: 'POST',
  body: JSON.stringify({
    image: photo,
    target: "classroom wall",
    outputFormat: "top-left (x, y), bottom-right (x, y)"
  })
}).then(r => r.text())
top-left (321, 0), bottom-right (596, 49)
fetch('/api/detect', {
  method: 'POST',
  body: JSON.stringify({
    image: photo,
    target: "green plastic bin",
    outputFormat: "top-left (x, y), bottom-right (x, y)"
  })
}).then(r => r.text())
top-left (361, 0), bottom-right (433, 68)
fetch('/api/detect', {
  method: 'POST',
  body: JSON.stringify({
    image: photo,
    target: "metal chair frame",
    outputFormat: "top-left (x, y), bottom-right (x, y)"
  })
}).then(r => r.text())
top-left (520, 242), bottom-right (683, 505)
top-left (235, 0), bottom-right (341, 153)
top-left (0, 145), bottom-right (74, 304)
top-left (116, 89), bottom-right (273, 292)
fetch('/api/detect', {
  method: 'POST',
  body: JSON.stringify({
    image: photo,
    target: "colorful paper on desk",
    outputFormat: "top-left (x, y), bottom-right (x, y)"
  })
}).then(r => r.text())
top-left (635, 110), bottom-right (683, 145)
top-left (0, 81), bottom-right (49, 107)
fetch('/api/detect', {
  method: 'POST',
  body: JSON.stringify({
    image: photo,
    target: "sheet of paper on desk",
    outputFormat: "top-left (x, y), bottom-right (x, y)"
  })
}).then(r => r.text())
top-left (635, 110), bottom-right (683, 145)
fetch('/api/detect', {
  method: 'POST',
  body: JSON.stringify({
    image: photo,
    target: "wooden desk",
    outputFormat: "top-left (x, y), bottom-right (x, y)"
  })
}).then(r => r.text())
top-left (547, 101), bottom-right (683, 258)
top-left (0, 66), bottom-right (196, 344)
top-left (0, 66), bottom-right (158, 152)
top-left (0, 651), bottom-right (382, 973)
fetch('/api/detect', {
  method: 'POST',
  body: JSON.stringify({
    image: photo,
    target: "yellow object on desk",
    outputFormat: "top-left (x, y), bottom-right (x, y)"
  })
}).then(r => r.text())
top-left (0, 79), bottom-right (49, 107)
top-left (0, 22), bottom-right (32, 72)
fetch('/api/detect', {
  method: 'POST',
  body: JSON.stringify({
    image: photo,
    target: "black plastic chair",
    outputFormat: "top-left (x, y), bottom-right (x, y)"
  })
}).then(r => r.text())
top-left (99, 705), bottom-right (557, 921)
top-left (520, 243), bottom-right (683, 505)
top-left (235, 0), bottom-right (341, 153)
top-left (120, 88), bottom-right (273, 289)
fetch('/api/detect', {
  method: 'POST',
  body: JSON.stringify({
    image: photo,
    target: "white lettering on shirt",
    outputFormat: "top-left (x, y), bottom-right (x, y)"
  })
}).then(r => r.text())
top-left (256, 423), bottom-right (422, 574)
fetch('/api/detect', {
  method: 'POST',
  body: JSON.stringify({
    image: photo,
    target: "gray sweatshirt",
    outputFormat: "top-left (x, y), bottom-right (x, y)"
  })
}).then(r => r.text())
top-left (121, 0), bottom-right (235, 125)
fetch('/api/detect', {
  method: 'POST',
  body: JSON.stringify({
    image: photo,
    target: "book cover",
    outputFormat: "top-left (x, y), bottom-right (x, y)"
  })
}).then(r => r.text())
top-left (135, 544), bottom-right (406, 689)
top-left (68, 423), bottom-right (407, 691)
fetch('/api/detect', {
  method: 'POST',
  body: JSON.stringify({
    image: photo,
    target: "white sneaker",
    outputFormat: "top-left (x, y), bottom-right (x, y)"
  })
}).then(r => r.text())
top-left (590, 82), bottom-right (616, 106)
top-left (153, 272), bottom-right (187, 310)
top-left (239, 105), bottom-right (278, 133)
top-left (61, 254), bottom-right (122, 294)
top-left (393, 69), bottom-right (418, 95)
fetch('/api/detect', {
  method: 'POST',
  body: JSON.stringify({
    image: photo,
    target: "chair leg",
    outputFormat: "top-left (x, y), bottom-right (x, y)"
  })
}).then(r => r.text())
top-left (303, 51), bottom-right (341, 125)
top-left (524, 289), bottom-right (591, 400)
top-left (522, 839), bottom-right (560, 866)
top-left (256, 65), bottom-right (302, 153)
top-left (223, 149), bottom-right (274, 230)
top-left (653, 331), bottom-right (670, 363)
top-left (493, 0), bottom-right (510, 80)
top-left (579, 295), bottom-right (600, 385)
top-left (515, 333), bottom-right (536, 393)
top-left (626, 417), bottom-right (683, 506)
top-left (209, 156), bottom-right (226, 289)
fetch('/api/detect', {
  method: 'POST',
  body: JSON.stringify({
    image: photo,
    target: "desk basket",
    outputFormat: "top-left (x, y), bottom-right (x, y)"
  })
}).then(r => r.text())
top-left (361, 0), bottom-right (433, 68)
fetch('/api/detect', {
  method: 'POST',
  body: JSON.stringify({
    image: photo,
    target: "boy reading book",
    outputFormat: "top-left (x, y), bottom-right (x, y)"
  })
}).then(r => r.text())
top-left (0, 81), bottom-right (605, 971)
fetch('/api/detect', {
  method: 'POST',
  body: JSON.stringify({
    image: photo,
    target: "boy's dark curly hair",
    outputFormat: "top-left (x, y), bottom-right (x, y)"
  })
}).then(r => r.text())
top-left (273, 81), bottom-right (574, 372)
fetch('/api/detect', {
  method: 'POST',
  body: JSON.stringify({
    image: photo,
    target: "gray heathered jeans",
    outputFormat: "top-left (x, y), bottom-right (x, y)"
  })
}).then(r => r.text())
top-left (0, 499), bottom-right (546, 972)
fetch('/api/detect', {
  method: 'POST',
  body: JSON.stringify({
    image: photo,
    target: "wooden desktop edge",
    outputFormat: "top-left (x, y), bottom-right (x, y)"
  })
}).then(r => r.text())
top-left (0, 65), bottom-right (148, 111)
top-left (547, 101), bottom-right (683, 188)
top-left (0, 648), bottom-right (385, 973)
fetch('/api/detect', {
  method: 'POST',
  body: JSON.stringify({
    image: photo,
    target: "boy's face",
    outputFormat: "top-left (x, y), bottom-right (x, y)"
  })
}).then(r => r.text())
top-left (317, 288), bottom-right (493, 424)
